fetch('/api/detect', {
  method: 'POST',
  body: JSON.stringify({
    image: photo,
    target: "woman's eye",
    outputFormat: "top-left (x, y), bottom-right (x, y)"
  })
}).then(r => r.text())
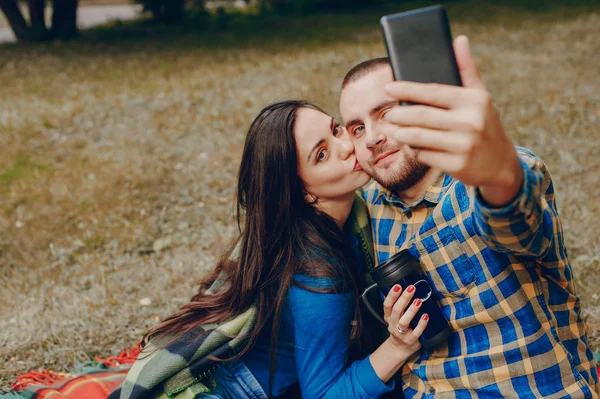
top-left (317, 149), bottom-right (328, 162)
top-left (333, 124), bottom-right (342, 137)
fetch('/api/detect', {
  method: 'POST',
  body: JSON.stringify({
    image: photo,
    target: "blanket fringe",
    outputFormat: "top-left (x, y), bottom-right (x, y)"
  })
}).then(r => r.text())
top-left (11, 371), bottom-right (70, 392)
top-left (95, 342), bottom-right (141, 368)
top-left (10, 343), bottom-right (141, 392)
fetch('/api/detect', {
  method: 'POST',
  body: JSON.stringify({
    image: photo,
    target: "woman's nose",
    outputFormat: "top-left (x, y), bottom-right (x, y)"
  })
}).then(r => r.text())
top-left (337, 135), bottom-right (355, 160)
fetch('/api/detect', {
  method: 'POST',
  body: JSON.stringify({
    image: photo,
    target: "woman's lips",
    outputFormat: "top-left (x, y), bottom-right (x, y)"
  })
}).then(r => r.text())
top-left (353, 159), bottom-right (363, 171)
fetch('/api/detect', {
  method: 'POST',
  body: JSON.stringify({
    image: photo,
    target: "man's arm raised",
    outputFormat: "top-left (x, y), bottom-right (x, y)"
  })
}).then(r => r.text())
top-left (382, 35), bottom-right (556, 258)
top-left (382, 35), bottom-right (523, 207)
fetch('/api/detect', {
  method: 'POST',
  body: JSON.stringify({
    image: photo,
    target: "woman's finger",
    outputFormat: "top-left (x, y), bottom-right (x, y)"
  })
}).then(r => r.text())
top-left (397, 298), bottom-right (423, 330)
top-left (410, 313), bottom-right (430, 340)
top-left (383, 284), bottom-right (402, 322)
top-left (389, 284), bottom-right (415, 325)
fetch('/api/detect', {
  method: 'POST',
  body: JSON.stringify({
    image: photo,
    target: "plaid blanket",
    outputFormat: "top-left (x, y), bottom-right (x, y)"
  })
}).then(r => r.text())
top-left (109, 306), bottom-right (258, 399)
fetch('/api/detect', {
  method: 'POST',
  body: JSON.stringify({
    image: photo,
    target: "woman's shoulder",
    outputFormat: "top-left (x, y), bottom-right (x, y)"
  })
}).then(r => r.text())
top-left (288, 273), bottom-right (354, 319)
top-left (293, 247), bottom-right (346, 291)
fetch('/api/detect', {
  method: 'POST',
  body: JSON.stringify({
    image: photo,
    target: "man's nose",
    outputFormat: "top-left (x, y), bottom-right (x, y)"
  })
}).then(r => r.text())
top-left (366, 123), bottom-right (386, 149)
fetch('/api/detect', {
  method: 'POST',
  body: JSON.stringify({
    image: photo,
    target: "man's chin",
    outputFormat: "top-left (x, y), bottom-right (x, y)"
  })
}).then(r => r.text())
top-left (370, 161), bottom-right (430, 193)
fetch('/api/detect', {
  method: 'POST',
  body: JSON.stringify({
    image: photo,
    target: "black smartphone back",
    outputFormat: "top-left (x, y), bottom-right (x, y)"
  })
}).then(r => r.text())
top-left (380, 5), bottom-right (462, 87)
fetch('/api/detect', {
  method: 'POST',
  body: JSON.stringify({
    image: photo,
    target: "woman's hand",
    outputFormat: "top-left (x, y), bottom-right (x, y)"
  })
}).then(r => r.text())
top-left (370, 284), bottom-right (429, 383)
top-left (368, 284), bottom-right (430, 383)
top-left (383, 284), bottom-right (428, 355)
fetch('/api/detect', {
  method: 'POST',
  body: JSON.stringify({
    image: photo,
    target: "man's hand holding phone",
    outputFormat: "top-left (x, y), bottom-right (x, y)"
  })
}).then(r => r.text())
top-left (383, 36), bottom-right (523, 208)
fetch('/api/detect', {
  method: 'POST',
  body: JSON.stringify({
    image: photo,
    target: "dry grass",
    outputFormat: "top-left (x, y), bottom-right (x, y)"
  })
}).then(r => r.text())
top-left (0, 2), bottom-right (599, 392)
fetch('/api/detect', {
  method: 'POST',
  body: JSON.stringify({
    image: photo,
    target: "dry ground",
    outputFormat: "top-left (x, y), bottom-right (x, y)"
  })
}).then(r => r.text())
top-left (0, 3), bottom-right (599, 392)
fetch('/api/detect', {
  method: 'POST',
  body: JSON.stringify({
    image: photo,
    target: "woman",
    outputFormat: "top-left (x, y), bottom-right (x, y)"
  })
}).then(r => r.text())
top-left (140, 101), bottom-right (428, 398)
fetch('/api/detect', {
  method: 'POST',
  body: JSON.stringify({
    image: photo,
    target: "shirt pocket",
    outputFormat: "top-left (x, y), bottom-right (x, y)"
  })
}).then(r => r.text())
top-left (412, 225), bottom-right (478, 298)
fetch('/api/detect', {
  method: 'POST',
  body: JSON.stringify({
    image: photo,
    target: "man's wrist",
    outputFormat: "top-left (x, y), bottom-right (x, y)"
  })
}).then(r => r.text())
top-left (479, 156), bottom-right (524, 208)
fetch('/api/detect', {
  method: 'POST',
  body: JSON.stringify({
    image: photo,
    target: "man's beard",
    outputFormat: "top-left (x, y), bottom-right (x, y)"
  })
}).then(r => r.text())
top-left (370, 147), bottom-right (429, 194)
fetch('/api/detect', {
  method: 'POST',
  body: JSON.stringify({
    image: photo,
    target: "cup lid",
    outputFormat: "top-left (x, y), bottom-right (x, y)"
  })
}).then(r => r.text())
top-left (370, 249), bottom-right (418, 281)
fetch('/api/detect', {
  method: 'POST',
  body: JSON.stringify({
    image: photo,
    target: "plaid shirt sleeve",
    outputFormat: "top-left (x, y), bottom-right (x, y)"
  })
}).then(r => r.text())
top-left (472, 148), bottom-right (558, 258)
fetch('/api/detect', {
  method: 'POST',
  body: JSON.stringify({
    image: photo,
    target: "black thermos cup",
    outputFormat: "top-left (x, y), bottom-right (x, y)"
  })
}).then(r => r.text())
top-left (361, 249), bottom-right (451, 350)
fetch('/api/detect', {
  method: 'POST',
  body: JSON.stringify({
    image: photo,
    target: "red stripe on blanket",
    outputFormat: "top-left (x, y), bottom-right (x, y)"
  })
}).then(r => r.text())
top-left (33, 370), bottom-right (129, 399)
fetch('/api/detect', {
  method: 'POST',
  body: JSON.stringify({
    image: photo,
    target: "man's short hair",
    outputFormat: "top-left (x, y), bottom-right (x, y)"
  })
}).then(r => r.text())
top-left (341, 57), bottom-right (390, 89)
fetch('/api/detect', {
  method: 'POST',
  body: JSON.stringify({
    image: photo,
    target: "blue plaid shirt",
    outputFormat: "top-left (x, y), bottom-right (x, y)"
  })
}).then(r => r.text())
top-left (365, 148), bottom-right (598, 398)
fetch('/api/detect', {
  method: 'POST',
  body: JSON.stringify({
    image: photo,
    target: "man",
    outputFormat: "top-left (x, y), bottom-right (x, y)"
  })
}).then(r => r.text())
top-left (340, 35), bottom-right (598, 397)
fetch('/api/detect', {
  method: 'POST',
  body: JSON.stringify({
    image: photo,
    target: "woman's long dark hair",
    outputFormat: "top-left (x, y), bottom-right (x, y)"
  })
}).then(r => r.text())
top-left (143, 100), bottom-right (367, 395)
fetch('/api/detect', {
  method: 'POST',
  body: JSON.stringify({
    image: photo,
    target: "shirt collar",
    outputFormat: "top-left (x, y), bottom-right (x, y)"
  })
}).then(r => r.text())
top-left (374, 172), bottom-right (453, 210)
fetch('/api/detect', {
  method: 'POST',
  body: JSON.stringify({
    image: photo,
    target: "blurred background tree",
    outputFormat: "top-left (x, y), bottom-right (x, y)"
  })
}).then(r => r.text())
top-left (0, 0), bottom-right (78, 41)
top-left (0, 0), bottom-right (406, 43)
top-left (259, 0), bottom-right (383, 13)
top-left (135, 0), bottom-right (187, 24)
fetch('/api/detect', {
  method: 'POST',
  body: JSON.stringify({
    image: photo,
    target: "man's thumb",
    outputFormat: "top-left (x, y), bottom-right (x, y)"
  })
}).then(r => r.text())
top-left (454, 35), bottom-right (485, 90)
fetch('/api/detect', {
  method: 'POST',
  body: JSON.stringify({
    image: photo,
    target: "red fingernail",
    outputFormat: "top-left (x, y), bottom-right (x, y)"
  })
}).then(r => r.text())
top-left (423, 314), bottom-right (429, 321)
top-left (407, 285), bottom-right (415, 293)
top-left (414, 298), bottom-right (422, 307)
top-left (393, 285), bottom-right (401, 293)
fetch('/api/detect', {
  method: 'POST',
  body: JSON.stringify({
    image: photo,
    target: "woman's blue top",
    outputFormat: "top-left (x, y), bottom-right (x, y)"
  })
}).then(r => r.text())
top-left (241, 237), bottom-right (394, 398)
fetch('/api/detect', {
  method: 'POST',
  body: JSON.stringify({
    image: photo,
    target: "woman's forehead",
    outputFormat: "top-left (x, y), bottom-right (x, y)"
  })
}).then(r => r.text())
top-left (295, 107), bottom-right (331, 141)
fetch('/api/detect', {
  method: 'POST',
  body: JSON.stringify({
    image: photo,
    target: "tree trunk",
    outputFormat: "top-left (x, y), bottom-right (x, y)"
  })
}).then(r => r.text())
top-left (0, 0), bottom-right (78, 42)
top-left (50, 0), bottom-right (78, 40)
top-left (28, 0), bottom-right (48, 40)
top-left (0, 0), bottom-right (32, 41)
top-left (162, 0), bottom-right (184, 25)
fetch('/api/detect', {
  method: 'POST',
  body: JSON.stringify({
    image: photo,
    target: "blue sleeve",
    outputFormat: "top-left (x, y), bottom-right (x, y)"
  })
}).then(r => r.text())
top-left (472, 148), bottom-right (558, 259)
top-left (289, 275), bottom-right (394, 399)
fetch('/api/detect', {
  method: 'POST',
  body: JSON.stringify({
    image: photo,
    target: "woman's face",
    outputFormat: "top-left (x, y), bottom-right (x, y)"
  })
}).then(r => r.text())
top-left (294, 107), bottom-right (370, 203)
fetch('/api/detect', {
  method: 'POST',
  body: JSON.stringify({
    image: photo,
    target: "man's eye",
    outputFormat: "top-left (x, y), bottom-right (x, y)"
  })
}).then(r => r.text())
top-left (317, 149), bottom-right (328, 162)
top-left (354, 126), bottom-right (365, 136)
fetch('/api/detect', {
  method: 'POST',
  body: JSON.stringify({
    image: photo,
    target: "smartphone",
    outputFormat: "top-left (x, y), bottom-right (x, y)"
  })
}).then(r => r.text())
top-left (380, 5), bottom-right (462, 89)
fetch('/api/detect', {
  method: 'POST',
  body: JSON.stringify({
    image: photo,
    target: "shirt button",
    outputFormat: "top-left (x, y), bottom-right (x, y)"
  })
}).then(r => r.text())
top-left (429, 387), bottom-right (436, 394)
top-left (405, 210), bottom-right (412, 218)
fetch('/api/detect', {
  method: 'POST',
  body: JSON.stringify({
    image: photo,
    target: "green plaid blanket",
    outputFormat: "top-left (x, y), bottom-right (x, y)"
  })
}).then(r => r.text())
top-left (108, 307), bottom-right (258, 399)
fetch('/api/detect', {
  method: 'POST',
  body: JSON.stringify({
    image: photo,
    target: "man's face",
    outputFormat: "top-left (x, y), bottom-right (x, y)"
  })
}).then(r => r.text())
top-left (339, 65), bottom-right (428, 193)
